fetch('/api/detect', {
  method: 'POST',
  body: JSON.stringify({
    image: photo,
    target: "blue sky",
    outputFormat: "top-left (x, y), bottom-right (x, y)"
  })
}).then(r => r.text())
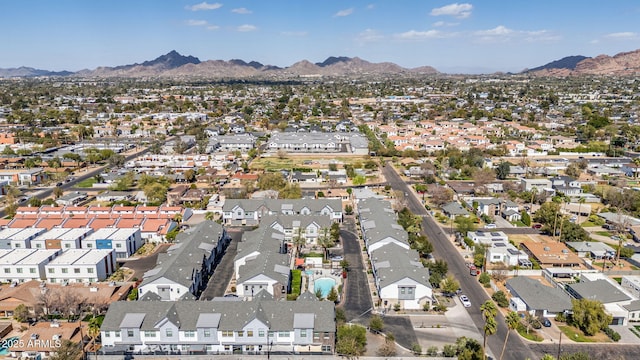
top-left (1, 1), bottom-right (640, 73)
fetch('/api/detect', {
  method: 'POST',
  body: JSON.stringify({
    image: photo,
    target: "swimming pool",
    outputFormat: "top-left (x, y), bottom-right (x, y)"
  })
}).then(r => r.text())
top-left (314, 277), bottom-right (336, 298)
top-left (0, 336), bottom-right (20, 355)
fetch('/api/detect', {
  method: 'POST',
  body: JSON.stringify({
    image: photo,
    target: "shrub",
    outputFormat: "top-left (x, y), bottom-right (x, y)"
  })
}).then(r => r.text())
top-left (555, 312), bottom-right (567, 323)
top-left (411, 343), bottom-right (423, 355)
top-left (426, 345), bottom-right (438, 356)
top-left (442, 344), bottom-right (457, 357)
top-left (478, 272), bottom-right (491, 287)
top-left (491, 291), bottom-right (509, 308)
top-left (604, 327), bottom-right (621, 342)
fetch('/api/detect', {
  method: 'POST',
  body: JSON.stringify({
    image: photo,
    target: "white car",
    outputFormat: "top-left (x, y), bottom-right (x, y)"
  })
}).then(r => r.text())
top-left (485, 223), bottom-right (497, 229)
top-left (459, 295), bottom-right (472, 308)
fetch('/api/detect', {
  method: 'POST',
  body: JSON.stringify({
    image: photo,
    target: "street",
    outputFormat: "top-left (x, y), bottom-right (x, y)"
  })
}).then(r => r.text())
top-left (382, 163), bottom-right (536, 360)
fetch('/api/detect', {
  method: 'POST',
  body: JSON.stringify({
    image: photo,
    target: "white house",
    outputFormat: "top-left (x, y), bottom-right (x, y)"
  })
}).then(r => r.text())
top-left (44, 249), bottom-right (116, 284)
top-left (83, 228), bottom-right (142, 259)
top-left (0, 249), bottom-right (61, 283)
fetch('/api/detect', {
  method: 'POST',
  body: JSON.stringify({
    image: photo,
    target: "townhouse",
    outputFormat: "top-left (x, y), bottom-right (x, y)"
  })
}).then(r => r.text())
top-left (222, 199), bottom-right (342, 226)
top-left (138, 221), bottom-right (230, 301)
top-left (44, 249), bottom-right (116, 284)
top-left (82, 228), bottom-right (142, 258)
top-left (100, 295), bottom-right (335, 355)
top-left (31, 228), bottom-right (94, 250)
top-left (0, 249), bottom-right (60, 283)
top-left (261, 214), bottom-right (332, 246)
top-left (357, 198), bottom-right (433, 310)
top-left (0, 227), bottom-right (47, 249)
top-left (234, 227), bottom-right (290, 300)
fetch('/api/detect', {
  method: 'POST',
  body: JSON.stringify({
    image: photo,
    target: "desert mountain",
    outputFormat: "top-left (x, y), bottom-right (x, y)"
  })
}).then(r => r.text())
top-left (526, 49), bottom-right (640, 76)
top-left (0, 67), bottom-right (73, 78)
top-left (0, 51), bottom-right (439, 78)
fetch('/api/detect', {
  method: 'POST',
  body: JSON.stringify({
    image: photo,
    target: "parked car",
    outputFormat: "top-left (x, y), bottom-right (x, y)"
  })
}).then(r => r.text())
top-left (542, 318), bottom-right (552, 327)
top-left (459, 295), bottom-right (472, 308)
top-left (532, 223), bottom-right (542, 229)
top-left (485, 223), bottom-right (497, 229)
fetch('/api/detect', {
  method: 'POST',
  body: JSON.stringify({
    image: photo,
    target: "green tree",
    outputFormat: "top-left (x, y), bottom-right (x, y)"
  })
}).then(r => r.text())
top-left (257, 172), bottom-right (287, 191)
top-left (455, 336), bottom-right (483, 360)
top-left (455, 215), bottom-right (477, 234)
top-left (369, 315), bottom-right (384, 333)
top-left (13, 304), bottom-right (29, 322)
top-left (496, 161), bottom-right (511, 180)
top-left (2, 146), bottom-right (15, 156)
top-left (144, 183), bottom-right (168, 204)
top-left (280, 183), bottom-right (301, 199)
top-left (521, 312), bottom-right (541, 334)
top-left (204, 211), bottom-right (214, 221)
top-left (28, 197), bottom-right (42, 207)
top-left (491, 290), bottom-right (509, 308)
top-left (441, 275), bottom-right (460, 295)
top-left (53, 186), bottom-right (64, 199)
top-left (521, 210), bottom-right (531, 226)
top-left (317, 227), bottom-right (336, 260)
top-left (352, 175), bottom-right (366, 186)
top-left (500, 311), bottom-right (521, 360)
top-left (336, 324), bottom-right (367, 359)
top-left (327, 287), bottom-right (339, 303)
top-left (87, 316), bottom-right (101, 355)
top-left (571, 298), bottom-right (612, 336)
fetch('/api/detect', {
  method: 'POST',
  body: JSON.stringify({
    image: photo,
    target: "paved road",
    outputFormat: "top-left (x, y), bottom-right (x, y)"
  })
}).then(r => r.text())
top-left (341, 217), bottom-right (418, 351)
top-left (200, 229), bottom-right (242, 300)
top-left (382, 163), bottom-right (536, 360)
top-left (341, 218), bottom-right (372, 322)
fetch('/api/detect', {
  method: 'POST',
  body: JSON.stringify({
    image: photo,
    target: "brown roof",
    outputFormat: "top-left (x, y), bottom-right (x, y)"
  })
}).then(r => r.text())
top-left (10, 321), bottom-right (81, 352)
top-left (521, 241), bottom-right (582, 267)
top-left (61, 218), bottom-right (91, 228)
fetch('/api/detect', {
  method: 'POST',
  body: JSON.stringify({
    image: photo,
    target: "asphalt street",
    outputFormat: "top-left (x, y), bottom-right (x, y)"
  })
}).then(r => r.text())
top-left (200, 229), bottom-right (241, 300)
top-left (382, 163), bottom-right (536, 360)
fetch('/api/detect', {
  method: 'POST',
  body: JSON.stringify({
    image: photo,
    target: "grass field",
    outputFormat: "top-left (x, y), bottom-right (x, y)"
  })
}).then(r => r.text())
top-left (76, 178), bottom-right (96, 188)
top-left (250, 155), bottom-right (374, 171)
top-left (558, 325), bottom-right (610, 343)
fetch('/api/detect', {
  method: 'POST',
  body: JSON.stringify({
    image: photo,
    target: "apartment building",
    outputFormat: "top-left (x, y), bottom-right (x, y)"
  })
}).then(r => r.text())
top-left (0, 249), bottom-right (60, 283)
top-left (82, 228), bottom-right (142, 258)
top-left (44, 249), bottom-right (116, 284)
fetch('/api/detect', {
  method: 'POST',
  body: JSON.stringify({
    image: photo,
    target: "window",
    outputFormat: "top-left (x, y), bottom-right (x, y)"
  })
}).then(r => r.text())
top-left (246, 330), bottom-right (253, 337)
top-left (116, 243), bottom-right (122, 248)
top-left (16, 268), bottom-right (22, 274)
top-left (246, 345), bottom-right (255, 351)
top-left (61, 268), bottom-right (68, 274)
top-left (203, 330), bottom-right (211, 337)
top-left (104, 332), bottom-right (110, 338)
top-left (322, 345), bottom-right (332, 352)
top-left (3, 269), bottom-right (9, 274)
top-left (35, 244), bottom-right (42, 248)
top-left (181, 345), bottom-right (190, 351)
top-left (87, 268), bottom-right (94, 273)
top-left (324, 332), bottom-right (330, 339)
top-left (115, 331), bottom-right (120, 338)
top-left (184, 331), bottom-right (195, 338)
top-left (74, 268), bottom-right (81, 274)
top-left (165, 329), bottom-right (173, 337)
top-left (14, 244), bottom-right (21, 248)
top-left (314, 332), bottom-right (320, 339)
top-left (64, 244), bottom-right (71, 248)
top-left (86, 244), bottom-right (93, 248)
top-left (144, 331), bottom-right (156, 337)
top-left (222, 330), bottom-right (233, 337)
top-left (278, 331), bottom-right (290, 337)
top-left (258, 330), bottom-right (265, 337)
top-left (300, 330), bottom-right (307, 338)
top-left (224, 345), bottom-right (231, 351)
top-left (127, 330), bottom-right (134, 337)
top-left (400, 288), bottom-right (405, 294)
top-left (29, 268), bottom-right (36, 274)
top-left (237, 331), bottom-right (244, 337)
top-left (48, 268), bottom-right (54, 274)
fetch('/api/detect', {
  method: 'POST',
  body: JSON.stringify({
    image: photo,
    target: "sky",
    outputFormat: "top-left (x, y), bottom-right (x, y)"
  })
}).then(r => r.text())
top-left (1, 1), bottom-right (640, 74)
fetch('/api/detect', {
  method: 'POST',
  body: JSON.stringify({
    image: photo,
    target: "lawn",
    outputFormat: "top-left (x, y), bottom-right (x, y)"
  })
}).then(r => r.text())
top-left (516, 325), bottom-right (543, 342)
top-left (581, 221), bottom-right (599, 227)
top-left (595, 231), bottom-right (612, 237)
top-left (76, 178), bottom-right (97, 188)
top-left (558, 325), bottom-right (610, 343)
top-left (290, 270), bottom-right (302, 296)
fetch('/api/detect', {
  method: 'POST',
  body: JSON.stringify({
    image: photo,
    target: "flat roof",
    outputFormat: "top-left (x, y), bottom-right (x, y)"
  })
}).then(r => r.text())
top-left (11, 228), bottom-right (46, 241)
top-left (85, 228), bottom-right (118, 240)
top-left (58, 228), bottom-right (93, 240)
top-left (0, 228), bottom-right (24, 239)
top-left (0, 249), bottom-right (36, 264)
top-left (34, 228), bottom-right (71, 240)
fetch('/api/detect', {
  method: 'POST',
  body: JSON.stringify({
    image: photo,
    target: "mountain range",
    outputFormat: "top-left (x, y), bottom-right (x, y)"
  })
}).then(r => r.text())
top-left (2, 48), bottom-right (640, 78)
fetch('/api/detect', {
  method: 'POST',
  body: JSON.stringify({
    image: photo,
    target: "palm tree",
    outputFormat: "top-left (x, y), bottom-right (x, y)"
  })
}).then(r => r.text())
top-left (521, 312), bottom-right (540, 334)
top-left (87, 317), bottom-right (101, 359)
top-left (292, 228), bottom-right (306, 258)
top-left (499, 311), bottom-right (521, 360)
top-left (577, 196), bottom-right (586, 224)
top-left (317, 227), bottom-right (335, 260)
top-left (480, 300), bottom-right (498, 357)
top-left (204, 211), bottom-right (214, 221)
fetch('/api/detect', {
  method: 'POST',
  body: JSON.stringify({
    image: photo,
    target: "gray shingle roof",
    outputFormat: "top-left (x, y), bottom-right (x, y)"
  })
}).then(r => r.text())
top-left (566, 279), bottom-right (632, 304)
top-left (506, 276), bottom-right (572, 313)
top-left (102, 297), bottom-right (335, 333)
top-left (223, 199), bottom-right (341, 216)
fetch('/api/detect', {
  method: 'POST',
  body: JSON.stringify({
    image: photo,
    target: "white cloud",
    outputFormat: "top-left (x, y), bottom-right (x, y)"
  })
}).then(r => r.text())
top-left (186, 19), bottom-right (208, 27)
top-left (237, 24), bottom-right (257, 32)
top-left (207, 25), bottom-right (220, 30)
top-left (430, 3), bottom-right (472, 19)
top-left (367, 4), bottom-right (375, 10)
top-left (281, 31), bottom-right (308, 37)
top-left (475, 25), bottom-right (513, 36)
top-left (604, 32), bottom-right (637, 39)
top-left (334, 8), bottom-right (354, 17)
top-left (433, 21), bottom-right (459, 27)
top-left (396, 29), bottom-right (447, 40)
top-left (523, 30), bottom-right (560, 42)
top-left (356, 29), bottom-right (384, 43)
top-left (232, 7), bottom-right (252, 14)
top-left (186, 2), bottom-right (223, 11)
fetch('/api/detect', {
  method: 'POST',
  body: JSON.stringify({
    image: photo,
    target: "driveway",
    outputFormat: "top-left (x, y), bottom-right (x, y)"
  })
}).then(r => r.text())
top-left (121, 244), bottom-right (170, 281)
top-left (200, 229), bottom-right (242, 300)
top-left (340, 218), bottom-right (372, 322)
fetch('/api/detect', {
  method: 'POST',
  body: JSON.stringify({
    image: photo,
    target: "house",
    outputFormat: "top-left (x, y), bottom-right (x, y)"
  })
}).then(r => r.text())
top-left (44, 249), bottom-right (116, 284)
top-left (520, 241), bottom-right (582, 268)
top-left (96, 190), bottom-right (134, 203)
top-left (501, 199), bottom-right (521, 222)
top-left (31, 228), bottom-right (94, 250)
top-left (82, 228), bottom-right (143, 259)
top-left (234, 227), bottom-right (290, 300)
top-left (441, 201), bottom-right (469, 219)
top-left (486, 242), bottom-right (529, 267)
top-left (521, 178), bottom-right (553, 193)
top-left (209, 133), bottom-right (256, 152)
top-left (0, 168), bottom-right (46, 186)
top-left (621, 276), bottom-right (640, 299)
top-left (474, 198), bottom-right (501, 217)
top-left (358, 199), bottom-right (410, 254)
top-left (9, 321), bottom-right (82, 359)
top-left (100, 296), bottom-right (336, 355)
top-left (566, 279), bottom-right (633, 325)
top-left (505, 277), bottom-right (572, 318)
top-left (222, 199), bottom-right (343, 226)
top-left (466, 231), bottom-right (509, 246)
top-left (290, 171), bottom-right (319, 183)
top-left (0, 249), bottom-right (61, 283)
top-left (138, 221), bottom-right (230, 301)
top-left (370, 243), bottom-right (433, 310)
top-left (262, 214), bottom-right (332, 246)
top-left (56, 191), bottom-right (88, 206)
top-left (565, 241), bottom-right (615, 260)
